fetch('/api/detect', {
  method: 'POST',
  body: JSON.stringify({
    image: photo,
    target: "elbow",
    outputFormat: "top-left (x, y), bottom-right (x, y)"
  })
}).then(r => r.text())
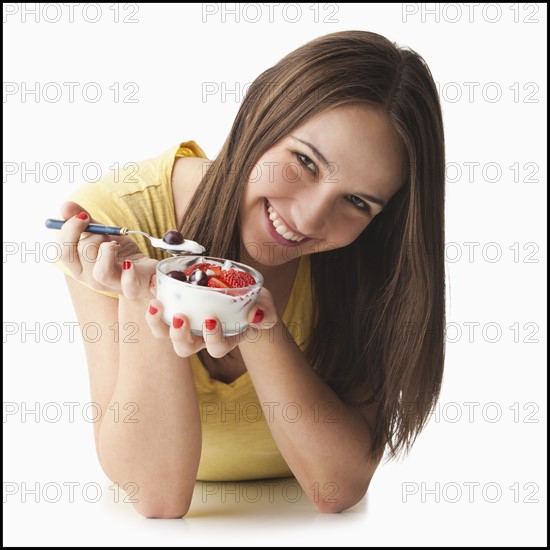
top-left (101, 467), bottom-right (193, 519)
top-left (312, 481), bottom-right (369, 514)
top-left (315, 497), bottom-right (360, 514)
top-left (133, 496), bottom-right (192, 519)
top-left (124, 482), bottom-right (194, 519)
top-left (315, 500), bottom-right (345, 514)
top-left (98, 451), bottom-right (195, 518)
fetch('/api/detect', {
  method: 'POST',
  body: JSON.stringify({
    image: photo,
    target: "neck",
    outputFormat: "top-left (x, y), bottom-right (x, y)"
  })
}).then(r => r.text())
top-left (240, 248), bottom-right (301, 283)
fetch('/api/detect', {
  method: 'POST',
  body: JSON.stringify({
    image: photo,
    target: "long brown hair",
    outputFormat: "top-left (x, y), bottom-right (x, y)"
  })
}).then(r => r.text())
top-left (178, 30), bottom-right (446, 462)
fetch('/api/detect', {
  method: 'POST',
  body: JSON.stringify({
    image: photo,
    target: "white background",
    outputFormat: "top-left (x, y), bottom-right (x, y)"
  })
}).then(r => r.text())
top-left (3, 2), bottom-right (547, 546)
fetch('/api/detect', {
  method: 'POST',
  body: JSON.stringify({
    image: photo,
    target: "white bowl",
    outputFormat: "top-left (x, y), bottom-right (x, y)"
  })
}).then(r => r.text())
top-left (156, 256), bottom-right (264, 336)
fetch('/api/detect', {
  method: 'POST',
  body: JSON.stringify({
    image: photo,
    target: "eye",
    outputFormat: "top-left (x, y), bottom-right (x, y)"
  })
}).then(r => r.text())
top-left (295, 153), bottom-right (317, 176)
top-left (346, 194), bottom-right (370, 212)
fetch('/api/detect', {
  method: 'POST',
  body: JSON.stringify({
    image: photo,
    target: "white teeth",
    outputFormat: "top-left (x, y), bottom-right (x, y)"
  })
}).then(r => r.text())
top-left (267, 203), bottom-right (305, 242)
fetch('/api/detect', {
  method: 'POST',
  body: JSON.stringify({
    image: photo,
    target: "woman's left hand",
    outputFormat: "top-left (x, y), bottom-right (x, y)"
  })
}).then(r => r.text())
top-left (145, 286), bottom-right (279, 358)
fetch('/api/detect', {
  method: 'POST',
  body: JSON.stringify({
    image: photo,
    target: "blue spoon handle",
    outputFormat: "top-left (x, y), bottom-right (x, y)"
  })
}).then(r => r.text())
top-left (45, 218), bottom-right (126, 236)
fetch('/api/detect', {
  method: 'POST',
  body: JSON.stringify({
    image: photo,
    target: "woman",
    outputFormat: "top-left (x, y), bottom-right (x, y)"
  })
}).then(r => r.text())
top-left (56, 30), bottom-right (445, 517)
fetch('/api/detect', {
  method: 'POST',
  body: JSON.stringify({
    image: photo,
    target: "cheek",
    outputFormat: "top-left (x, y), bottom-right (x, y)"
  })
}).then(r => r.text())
top-left (253, 153), bottom-right (299, 192)
top-left (248, 163), bottom-right (266, 187)
top-left (281, 162), bottom-right (301, 184)
top-left (330, 216), bottom-right (370, 247)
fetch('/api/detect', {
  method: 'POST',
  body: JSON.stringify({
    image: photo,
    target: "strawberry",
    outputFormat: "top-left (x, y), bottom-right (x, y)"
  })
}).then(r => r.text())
top-left (219, 269), bottom-right (256, 288)
top-left (205, 265), bottom-right (222, 277)
top-left (207, 276), bottom-right (229, 288)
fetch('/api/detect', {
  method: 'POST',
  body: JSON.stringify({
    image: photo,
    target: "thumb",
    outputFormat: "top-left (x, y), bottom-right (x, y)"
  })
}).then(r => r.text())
top-left (247, 288), bottom-right (278, 329)
top-left (60, 201), bottom-right (93, 222)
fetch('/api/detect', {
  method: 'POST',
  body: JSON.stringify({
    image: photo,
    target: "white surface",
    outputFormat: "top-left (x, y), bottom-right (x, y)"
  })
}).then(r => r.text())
top-left (3, 3), bottom-right (547, 546)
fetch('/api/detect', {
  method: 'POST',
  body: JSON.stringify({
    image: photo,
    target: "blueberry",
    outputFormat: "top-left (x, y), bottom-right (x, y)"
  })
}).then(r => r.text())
top-left (167, 270), bottom-right (187, 282)
top-left (162, 230), bottom-right (185, 245)
top-left (188, 270), bottom-right (208, 286)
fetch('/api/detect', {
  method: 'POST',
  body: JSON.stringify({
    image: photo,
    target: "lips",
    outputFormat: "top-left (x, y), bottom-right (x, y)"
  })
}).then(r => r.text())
top-left (263, 200), bottom-right (311, 248)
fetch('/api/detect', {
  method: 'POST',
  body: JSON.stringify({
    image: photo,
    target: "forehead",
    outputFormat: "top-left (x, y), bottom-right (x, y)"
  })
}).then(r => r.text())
top-left (291, 103), bottom-right (406, 199)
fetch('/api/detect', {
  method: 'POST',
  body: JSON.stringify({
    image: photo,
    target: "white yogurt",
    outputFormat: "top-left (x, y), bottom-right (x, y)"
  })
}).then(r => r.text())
top-left (149, 237), bottom-right (206, 254)
top-left (156, 256), bottom-right (263, 336)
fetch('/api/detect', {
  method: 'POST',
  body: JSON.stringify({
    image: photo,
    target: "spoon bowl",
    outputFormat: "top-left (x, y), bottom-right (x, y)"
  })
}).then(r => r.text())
top-left (126, 229), bottom-right (206, 255)
top-left (45, 219), bottom-right (206, 256)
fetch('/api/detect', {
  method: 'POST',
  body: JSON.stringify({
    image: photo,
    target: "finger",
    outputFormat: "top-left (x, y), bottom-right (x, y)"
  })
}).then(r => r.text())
top-left (92, 241), bottom-right (122, 290)
top-left (145, 299), bottom-right (171, 339)
top-left (246, 307), bottom-right (269, 334)
top-left (149, 273), bottom-right (157, 297)
top-left (60, 201), bottom-right (93, 222)
top-left (58, 211), bottom-right (92, 277)
top-left (248, 300), bottom-right (278, 330)
top-left (120, 258), bottom-right (143, 299)
top-left (249, 307), bottom-right (265, 325)
top-left (170, 314), bottom-right (205, 358)
top-left (123, 257), bottom-right (159, 300)
top-left (60, 201), bottom-right (135, 250)
top-left (203, 317), bottom-right (234, 359)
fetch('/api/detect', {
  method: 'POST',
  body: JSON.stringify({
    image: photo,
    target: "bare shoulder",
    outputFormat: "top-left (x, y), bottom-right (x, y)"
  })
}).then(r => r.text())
top-left (171, 156), bottom-right (213, 221)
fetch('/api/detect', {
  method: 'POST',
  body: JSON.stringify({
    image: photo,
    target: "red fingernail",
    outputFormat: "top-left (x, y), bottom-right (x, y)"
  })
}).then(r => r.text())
top-left (173, 316), bottom-right (184, 329)
top-left (149, 305), bottom-right (158, 315)
top-left (205, 319), bottom-right (217, 331)
top-left (123, 260), bottom-right (131, 270)
top-left (253, 309), bottom-right (264, 324)
top-left (76, 212), bottom-right (88, 220)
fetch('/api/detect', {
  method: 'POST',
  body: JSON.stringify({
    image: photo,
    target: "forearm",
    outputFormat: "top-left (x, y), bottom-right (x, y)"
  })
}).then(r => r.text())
top-left (98, 297), bottom-right (201, 516)
top-left (239, 322), bottom-right (378, 512)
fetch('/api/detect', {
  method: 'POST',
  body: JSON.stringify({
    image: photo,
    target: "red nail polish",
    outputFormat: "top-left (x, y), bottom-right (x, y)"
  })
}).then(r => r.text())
top-left (149, 305), bottom-right (158, 315)
top-left (253, 309), bottom-right (264, 324)
top-left (123, 260), bottom-right (131, 270)
top-left (205, 319), bottom-right (217, 331)
top-left (173, 316), bottom-right (184, 329)
top-left (76, 212), bottom-right (88, 220)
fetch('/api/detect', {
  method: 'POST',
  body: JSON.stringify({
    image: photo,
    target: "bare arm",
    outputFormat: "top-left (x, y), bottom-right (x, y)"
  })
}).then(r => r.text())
top-left (238, 321), bottom-right (380, 513)
top-left (65, 276), bottom-right (201, 518)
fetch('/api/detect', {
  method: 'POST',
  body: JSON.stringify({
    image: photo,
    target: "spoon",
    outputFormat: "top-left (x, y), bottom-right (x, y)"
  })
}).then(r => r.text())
top-left (45, 219), bottom-right (206, 256)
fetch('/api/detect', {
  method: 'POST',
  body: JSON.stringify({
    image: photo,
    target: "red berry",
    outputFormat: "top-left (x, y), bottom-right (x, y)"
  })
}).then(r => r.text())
top-left (208, 276), bottom-right (230, 288)
top-left (167, 270), bottom-right (187, 282)
top-left (162, 230), bottom-right (184, 245)
top-left (219, 269), bottom-right (256, 288)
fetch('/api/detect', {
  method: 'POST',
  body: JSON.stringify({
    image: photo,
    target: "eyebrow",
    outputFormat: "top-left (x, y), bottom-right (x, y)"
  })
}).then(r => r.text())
top-left (291, 135), bottom-right (387, 209)
top-left (354, 192), bottom-right (386, 208)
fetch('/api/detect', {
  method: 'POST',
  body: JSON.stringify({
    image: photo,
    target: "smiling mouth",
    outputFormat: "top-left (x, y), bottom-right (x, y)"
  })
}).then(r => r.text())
top-left (264, 200), bottom-right (311, 247)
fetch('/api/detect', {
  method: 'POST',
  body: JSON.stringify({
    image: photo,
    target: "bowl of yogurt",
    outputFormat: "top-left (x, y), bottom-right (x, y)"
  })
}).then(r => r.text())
top-left (155, 256), bottom-right (264, 336)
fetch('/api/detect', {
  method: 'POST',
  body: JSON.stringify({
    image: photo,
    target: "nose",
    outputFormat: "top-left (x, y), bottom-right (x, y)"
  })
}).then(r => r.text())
top-left (291, 190), bottom-right (333, 238)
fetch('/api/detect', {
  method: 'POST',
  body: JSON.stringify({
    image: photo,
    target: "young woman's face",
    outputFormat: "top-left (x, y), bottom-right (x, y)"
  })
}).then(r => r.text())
top-left (239, 103), bottom-right (406, 267)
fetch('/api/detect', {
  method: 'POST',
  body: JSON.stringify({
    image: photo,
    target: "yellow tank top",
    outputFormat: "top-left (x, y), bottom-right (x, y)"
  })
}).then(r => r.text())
top-left (56, 141), bottom-right (315, 481)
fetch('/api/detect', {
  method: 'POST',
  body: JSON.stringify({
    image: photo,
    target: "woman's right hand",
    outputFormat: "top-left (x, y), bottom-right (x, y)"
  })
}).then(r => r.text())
top-left (57, 201), bottom-right (158, 299)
